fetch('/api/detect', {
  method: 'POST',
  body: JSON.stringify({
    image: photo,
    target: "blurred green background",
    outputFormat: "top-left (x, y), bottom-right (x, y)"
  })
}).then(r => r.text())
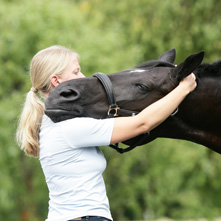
top-left (0, 0), bottom-right (221, 220)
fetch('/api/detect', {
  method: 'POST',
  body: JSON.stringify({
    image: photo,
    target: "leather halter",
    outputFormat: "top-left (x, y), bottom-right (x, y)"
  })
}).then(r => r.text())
top-left (93, 72), bottom-right (179, 153)
top-left (93, 72), bottom-right (139, 118)
top-left (93, 72), bottom-right (149, 153)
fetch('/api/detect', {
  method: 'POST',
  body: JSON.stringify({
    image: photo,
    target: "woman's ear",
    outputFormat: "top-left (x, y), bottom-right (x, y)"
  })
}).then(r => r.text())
top-left (50, 75), bottom-right (60, 87)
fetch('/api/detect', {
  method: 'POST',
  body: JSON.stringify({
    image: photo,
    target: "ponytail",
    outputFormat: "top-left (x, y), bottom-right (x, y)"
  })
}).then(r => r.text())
top-left (16, 45), bottom-right (78, 158)
top-left (16, 90), bottom-right (44, 157)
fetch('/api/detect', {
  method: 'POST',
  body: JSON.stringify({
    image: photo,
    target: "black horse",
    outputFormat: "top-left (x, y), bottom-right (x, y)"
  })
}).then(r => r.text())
top-left (45, 49), bottom-right (221, 154)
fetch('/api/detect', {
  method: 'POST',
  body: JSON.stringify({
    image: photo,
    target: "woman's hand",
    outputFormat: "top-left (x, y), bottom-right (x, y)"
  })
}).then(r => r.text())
top-left (179, 73), bottom-right (197, 94)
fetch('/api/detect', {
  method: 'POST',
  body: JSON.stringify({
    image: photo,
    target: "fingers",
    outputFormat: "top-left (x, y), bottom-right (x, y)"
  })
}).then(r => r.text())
top-left (191, 73), bottom-right (196, 80)
top-left (180, 72), bottom-right (197, 93)
top-left (186, 73), bottom-right (196, 82)
top-left (190, 73), bottom-right (197, 91)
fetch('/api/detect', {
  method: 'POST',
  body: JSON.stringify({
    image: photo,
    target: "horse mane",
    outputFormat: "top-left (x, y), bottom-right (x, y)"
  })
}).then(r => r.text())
top-left (194, 60), bottom-right (221, 78)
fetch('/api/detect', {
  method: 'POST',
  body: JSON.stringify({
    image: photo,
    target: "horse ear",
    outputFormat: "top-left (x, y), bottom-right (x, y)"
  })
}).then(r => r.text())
top-left (158, 48), bottom-right (176, 63)
top-left (174, 51), bottom-right (204, 82)
top-left (135, 48), bottom-right (176, 68)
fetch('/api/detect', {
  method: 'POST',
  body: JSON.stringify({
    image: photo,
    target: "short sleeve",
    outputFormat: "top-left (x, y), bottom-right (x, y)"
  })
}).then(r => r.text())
top-left (60, 117), bottom-right (114, 148)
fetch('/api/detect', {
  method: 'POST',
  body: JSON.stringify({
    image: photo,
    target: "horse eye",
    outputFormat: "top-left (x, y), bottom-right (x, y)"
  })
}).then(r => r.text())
top-left (136, 83), bottom-right (149, 91)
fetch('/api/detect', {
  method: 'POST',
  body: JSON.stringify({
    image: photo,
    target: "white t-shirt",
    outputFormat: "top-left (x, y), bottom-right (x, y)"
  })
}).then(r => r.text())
top-left (39, 115), bottom-right (114, 221)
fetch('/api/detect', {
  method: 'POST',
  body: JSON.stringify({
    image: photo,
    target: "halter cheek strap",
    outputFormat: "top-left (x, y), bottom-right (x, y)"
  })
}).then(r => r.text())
top-left (93, 72), bottom-right (138, 118)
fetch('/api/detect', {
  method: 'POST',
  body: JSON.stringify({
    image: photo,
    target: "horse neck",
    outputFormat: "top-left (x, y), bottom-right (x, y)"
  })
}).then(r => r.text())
top-left (170, 63), bottom-right (221, 148)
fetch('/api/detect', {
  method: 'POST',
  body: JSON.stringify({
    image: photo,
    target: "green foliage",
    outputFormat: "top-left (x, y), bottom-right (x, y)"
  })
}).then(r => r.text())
top-left (0, 0), bottom-right (221, 220)
top-left (103, 141), bottom-right (221, 220)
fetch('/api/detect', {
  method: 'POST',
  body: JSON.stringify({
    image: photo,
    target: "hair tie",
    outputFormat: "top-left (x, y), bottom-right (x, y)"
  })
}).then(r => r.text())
top-left (31, 87), bottom-right (38, 93)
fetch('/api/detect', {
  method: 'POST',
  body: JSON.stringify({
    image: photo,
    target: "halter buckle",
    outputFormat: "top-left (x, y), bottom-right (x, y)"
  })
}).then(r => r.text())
top-left (108, 104), bottom-right (120, 117)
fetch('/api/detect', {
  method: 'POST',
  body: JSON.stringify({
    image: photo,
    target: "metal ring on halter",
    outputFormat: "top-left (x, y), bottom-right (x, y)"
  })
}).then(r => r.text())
top-left (108, 104), bottom-right (120, 117)
top-left (31, 87), bottom-right (38, 93)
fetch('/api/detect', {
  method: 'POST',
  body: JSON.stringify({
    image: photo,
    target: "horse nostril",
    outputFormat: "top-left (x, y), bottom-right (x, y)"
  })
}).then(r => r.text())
top-left (60, 89), bottom-right (78, 98)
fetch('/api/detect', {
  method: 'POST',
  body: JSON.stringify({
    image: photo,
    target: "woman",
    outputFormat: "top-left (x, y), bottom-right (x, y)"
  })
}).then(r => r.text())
top-left (16, 45), bottom-right (197, 221)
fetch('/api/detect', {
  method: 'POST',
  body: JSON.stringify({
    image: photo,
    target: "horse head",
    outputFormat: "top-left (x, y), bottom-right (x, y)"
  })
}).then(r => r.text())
top-left (46, 48), bottom-right (203, 118)
top-left (45, 49), bottom-right (221, 154)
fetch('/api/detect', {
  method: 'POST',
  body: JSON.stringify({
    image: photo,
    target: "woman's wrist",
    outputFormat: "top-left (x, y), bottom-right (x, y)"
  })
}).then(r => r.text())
top-left (177, 82), bottom-right (192, 96)
top-left (177, 73), bottom-right (197, 95)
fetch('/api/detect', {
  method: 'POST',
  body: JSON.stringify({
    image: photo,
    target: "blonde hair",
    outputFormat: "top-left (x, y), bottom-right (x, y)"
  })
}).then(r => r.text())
top-left (16, 45), bottom-right (79, 157)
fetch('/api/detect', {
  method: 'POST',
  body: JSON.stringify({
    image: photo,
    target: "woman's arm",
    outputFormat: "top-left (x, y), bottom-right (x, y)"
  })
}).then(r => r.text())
top-left (110, 73), bottom-right (196, 144)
